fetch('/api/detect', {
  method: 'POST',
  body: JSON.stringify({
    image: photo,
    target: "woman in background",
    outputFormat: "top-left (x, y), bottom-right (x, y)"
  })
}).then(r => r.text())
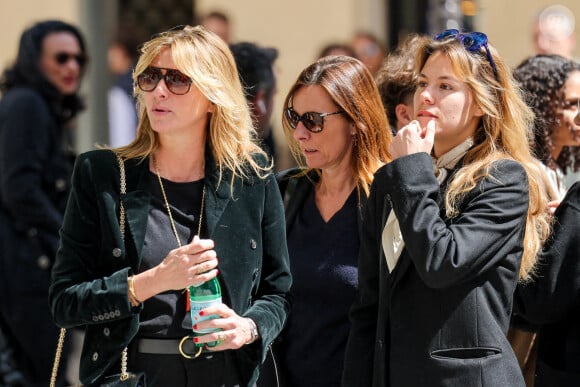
top-left (513, 54), bottom-right (580, 205)
top-left (0, 20), bottom-right (87, 387)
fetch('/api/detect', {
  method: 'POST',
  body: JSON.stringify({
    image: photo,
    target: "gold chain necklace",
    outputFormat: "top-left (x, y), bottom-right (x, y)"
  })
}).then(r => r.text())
top-left (152, 154), bottom-right (205, 245)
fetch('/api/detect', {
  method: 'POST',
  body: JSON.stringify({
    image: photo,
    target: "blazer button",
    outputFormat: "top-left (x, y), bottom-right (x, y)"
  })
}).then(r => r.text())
top-left (37, 255), bottom-right (50, 270)
top-left (55, 178), bottom-right (67, 191)
top-left (92, 352), bottom-right (99, 361)
top-left (249, 239), bottom-right (257, 249)
top-left (98, 314), bottom-right (104, 321)
top-left (112, 248), bottom-right (122, 258)
top-left (115, 310), bottom-right (121, 317)
top-left (27, 228), bottom-right (38, 237)
top-left (103, 327), bottom-right (110, 336)
top-left (92, 316), bottom-right (98, 322)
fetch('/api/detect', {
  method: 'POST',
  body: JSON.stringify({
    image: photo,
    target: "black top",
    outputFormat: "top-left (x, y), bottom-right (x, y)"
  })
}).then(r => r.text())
top-left (138, 170), bottom-right (205, 338)
top-left (283, 188), bottom-right (359, 387)
top-left (514, 181), bottom-right (580, 386)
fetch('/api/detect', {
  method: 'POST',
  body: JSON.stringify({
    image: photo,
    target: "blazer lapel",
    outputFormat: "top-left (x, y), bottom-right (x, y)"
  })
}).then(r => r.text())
top-left (121, 158), bottom-right (151, 264)
top-left (203, 157), bottom-right (232, 238)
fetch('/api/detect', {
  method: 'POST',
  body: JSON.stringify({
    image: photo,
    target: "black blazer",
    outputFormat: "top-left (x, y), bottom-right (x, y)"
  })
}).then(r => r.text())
top-left (0, 86), bottom-right (74, 299)
top-left (514, 181), bottom-right (580, 386)
top-left (49, 150), bottom-right (292, 386)
top-left (343, 153), bottom-right (527, 387)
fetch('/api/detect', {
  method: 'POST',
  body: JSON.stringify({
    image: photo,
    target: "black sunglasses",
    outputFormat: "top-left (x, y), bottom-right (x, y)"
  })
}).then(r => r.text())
top-left (285, 107), bottom-right (345, 133)
top-left (434, 29), bottom-right (498, 81)
top-left (54, 52), bottom-right (86, 67)
top-left (137, 66), bottom-right (193, 95)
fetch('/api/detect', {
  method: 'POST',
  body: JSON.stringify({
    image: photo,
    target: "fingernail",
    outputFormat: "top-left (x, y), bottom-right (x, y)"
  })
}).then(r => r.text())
top-left (193, 324), bottom-right (197, 330)
top-left (199, 311), bottom-right (205, 316)
top-left (215, 269), bottom-right (219, 276)
top-left (193, 337), bottom-right (199, 343)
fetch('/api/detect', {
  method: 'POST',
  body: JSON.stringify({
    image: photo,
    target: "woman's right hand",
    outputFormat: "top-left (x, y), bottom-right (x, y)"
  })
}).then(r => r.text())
top-left (131, 236), bottom-right (219, 302)
top-left (389, 120), bottom-right (435, 160)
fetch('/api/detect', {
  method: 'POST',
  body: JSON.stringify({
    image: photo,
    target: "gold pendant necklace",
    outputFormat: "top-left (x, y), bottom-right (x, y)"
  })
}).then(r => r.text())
top-left (152, 154), bottom-right (205, 311)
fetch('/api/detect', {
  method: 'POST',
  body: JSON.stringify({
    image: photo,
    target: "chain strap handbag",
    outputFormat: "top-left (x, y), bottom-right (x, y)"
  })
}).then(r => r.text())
top-left (49, 154), bottom-right (146, 387)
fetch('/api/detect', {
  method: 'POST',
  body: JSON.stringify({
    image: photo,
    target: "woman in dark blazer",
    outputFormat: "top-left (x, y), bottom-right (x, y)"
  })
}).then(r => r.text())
top-left (514, 181), bottom-right (580, 386)
top-left (49, 25), bottom-right (291, 386)
top-left (0, 20), bottom-right (87, 386)
top-left (342, 30), bottom-right (551, 387)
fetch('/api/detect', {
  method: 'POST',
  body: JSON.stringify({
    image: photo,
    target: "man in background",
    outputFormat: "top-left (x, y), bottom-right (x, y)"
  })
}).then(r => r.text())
top-left (532, 4), bottom-right (576, 59)
top-left (230, 42), bottom-right (279, 164)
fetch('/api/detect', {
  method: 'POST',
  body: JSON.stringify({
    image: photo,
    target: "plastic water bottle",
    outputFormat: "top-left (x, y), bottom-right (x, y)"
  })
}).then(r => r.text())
top-left (189, 277), bottom-right (222, 347)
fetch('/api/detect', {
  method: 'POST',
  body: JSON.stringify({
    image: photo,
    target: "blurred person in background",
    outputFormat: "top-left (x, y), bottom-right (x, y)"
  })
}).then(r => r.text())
top-left (0, 20), bottom-right (87, 387)
top-left (514, 54), bottom-right (580, 205)
top-left (317, 42), bottom-right (356, 59)
top-left (230, 42), bottom-right (279, 164)
top-left (510, 53), bottom-right (580, 386)
top-left (351, 31), bottom-right (386, 76)
top-left (200, 10), bottom-right (232, 43)
top-left (274, 55), bottom-right (392, 387)
top-left (532, 5), bottom-right (576, 60)
top-left (375, 34), bottom-right (430, 135)
top-left (107, 24), bottom-right (143, 147)
top-left (513, 180), bottom-right (580, 386)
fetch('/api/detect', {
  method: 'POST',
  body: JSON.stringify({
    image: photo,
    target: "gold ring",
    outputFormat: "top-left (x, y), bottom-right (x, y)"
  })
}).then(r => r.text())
top-left (217, 332), bottom-right (225, 343)
top-left (179, 335), bottom-right (203, 359)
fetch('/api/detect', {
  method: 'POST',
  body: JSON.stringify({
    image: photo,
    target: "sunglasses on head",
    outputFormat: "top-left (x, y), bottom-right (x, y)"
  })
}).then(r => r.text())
top-left (285, 107), bottom-right (345, 133)
top-left (54, 52), bottom-right (86, 67)
top-left (137, 66), bottom-right (193, 95)
top-left (434, 29), bottom-right (498, 81)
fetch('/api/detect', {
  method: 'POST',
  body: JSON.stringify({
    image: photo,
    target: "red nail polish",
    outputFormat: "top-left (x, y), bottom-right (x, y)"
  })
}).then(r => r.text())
top-left (199, 311), bottom-right (205, 316)
top-left (193, 337), bottom-right (199, 343)
top-left (193, 324), bottom-right (197, 330)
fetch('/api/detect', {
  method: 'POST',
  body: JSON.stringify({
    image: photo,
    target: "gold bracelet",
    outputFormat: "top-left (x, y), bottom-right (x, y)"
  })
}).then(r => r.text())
top-left (128, 275), bottom-right (141, 306)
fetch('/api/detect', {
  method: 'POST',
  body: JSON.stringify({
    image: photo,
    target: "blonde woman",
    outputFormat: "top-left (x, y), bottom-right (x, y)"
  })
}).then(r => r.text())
top-left (49, 25), bottom-right (291, 386)
top-left (343, 30), bottom-right (550, 387)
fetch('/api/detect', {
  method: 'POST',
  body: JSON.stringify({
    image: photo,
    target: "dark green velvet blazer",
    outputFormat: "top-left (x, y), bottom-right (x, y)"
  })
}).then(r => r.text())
top-left (49, 149), bottom-right (292, 386)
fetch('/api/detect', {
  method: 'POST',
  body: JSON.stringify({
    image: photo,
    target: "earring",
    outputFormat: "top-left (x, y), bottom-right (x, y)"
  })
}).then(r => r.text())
top-left (352, 134), bottom-right (358, 147)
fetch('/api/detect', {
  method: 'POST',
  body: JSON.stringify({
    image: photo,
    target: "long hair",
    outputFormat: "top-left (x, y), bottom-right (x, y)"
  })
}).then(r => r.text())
top-left (115, 25), bottom-right (269, 184)
top-left (0, 20), bottom-right (87, 122)
top-left (281, 55), bottom-right (392, 196)
top-left (513, 54), bottom-right (580, 172)
top-left (414, 38), bottom-right (551, 280)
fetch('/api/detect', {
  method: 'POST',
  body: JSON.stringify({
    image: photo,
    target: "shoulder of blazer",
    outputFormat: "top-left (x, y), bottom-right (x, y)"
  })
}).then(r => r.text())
top-left (74, 150), bottom-right (148, 192)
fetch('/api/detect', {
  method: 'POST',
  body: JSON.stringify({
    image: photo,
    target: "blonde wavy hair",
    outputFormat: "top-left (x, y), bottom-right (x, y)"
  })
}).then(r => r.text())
top-left (282, 55), bottom-right (392, 196)
top-left (114, 25), bottom-right (269, 185)
top-left (414, 38), bottom-right (551, 280)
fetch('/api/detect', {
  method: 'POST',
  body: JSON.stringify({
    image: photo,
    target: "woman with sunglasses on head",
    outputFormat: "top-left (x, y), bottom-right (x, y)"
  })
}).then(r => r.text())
top-left (0, 20), bottom-right (87, 387)
top-left (342, 30), bottom-right (551, 387)
top-left (49, 25), bottom-right (291, 386)
top-left (270, 55), bottom-right (391, 387)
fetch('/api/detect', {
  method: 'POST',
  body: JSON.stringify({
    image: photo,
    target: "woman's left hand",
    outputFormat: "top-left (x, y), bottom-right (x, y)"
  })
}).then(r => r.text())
top-left (193, 304), bottom-right (256, 350)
